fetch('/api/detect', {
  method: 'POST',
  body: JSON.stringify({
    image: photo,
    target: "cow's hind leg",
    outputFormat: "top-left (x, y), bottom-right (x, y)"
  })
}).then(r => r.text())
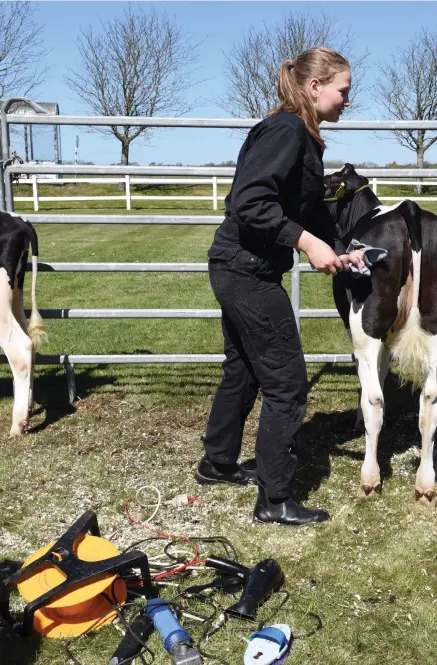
top-left (0, 270), bottom-right (32, 436)
top-left (416, 335), bottom-right (437, 506)
top-left (3, 317), bottom-right (33, 436)
top-left (350, 305), bottom-right (385, 498)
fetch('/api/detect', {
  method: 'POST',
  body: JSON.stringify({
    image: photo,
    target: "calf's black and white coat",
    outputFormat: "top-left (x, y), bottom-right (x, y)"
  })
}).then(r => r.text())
top-left (324, 164), bottom-right (437, 504)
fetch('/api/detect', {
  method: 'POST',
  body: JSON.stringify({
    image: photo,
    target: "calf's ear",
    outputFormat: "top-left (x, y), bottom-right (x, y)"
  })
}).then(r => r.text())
top-left (341, 163), bottom-right (369, 198)
top-left (342, 163), bottom-right (356, 176)
top-left (338, 163), bottom-right (358, 197)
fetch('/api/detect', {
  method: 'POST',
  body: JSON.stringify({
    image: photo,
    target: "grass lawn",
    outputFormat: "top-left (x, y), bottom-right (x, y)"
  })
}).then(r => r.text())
top-left (1, 186), bottom-right (437, 665)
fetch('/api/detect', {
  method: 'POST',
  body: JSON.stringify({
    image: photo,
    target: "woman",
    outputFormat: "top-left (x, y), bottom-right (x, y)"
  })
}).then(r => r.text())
top-left (195, 47), bottom-right (364, 526)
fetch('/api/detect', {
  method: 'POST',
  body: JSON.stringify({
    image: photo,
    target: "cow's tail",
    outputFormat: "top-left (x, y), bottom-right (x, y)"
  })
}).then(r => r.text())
top-left (24, 221), bottom-right (47, 348)
top-left (390, 200), bottom-right (428, 386)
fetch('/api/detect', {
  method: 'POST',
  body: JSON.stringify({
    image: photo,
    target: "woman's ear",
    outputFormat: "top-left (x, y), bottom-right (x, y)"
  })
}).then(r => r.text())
top-left (307, 77), bottom-right (320, 99)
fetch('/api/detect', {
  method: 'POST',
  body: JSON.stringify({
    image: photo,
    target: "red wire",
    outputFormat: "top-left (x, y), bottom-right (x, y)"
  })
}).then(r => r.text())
top-left (123, 498), bottom-right (206, 580)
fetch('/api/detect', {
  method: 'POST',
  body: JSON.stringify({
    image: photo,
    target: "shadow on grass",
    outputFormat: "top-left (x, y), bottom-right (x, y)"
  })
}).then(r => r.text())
top-left (0, 363), bottom-right (220, 433)
top-left (0, 560), bottom-right (41, 665)
top-left (0, 367), bottom-right (117, 434)
top-left (0, 623), bottom-right (41, 665)
top-left (293, 365), bottom-right (420, 503)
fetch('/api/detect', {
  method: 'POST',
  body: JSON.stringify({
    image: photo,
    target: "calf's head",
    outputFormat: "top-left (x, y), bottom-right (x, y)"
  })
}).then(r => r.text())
top-left (324, 163), bottom-right (377, 239)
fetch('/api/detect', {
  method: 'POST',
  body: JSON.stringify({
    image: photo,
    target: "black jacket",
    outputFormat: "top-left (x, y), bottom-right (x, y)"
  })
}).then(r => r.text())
top-left (209, 110), bottom-right (343, 274)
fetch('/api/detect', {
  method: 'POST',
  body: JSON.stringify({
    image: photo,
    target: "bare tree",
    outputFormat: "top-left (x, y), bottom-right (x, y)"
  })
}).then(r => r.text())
top-left (375, 29), bottom-right (437, 193)
top-left (65, 7), bottom-right (200, 166)
top-left (0, 1), bottom-right (47, 99)
top-left (220, 11), bottom-right (368, 120)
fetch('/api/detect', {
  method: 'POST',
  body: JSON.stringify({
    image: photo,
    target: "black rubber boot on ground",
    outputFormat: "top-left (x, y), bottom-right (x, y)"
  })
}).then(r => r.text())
top-left (253, 484), bottom-right (329, 525)
top-left (195, 455), bottom-right (257, 486)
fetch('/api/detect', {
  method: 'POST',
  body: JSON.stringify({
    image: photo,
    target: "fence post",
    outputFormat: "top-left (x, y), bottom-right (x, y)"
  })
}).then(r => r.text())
top-left (32, 174), bottom-right (39, 211)
top-left (372, 177), bottom-right (378, 196)
top-left (212, 176), bottom-right (218, 211)
top-left (291, 249), bottom-right (301, 334)
top-left (1, 108), bottom-right (13, 211)
top-left (125, 175), bottom-right (131, 210)
top-left (0, 117), bottom-right (5, 210)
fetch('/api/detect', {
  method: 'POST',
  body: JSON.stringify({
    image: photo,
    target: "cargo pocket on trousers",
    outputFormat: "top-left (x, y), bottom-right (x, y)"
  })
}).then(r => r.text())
top-left (277, 316), bottom-right (296, 343)
top-left (208, 246), bottom-right (238, 262)
top-left (244, 316), bottom-right (298, 370)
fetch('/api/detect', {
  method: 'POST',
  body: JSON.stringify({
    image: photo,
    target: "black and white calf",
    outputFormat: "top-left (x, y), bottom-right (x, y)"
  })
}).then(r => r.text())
top-left (324, 164), bottom-right (437, 504)
top-left (0, 211), bottom-right (45, 436)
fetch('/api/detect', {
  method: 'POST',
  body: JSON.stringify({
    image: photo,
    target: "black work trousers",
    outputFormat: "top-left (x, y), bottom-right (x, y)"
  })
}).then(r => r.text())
top-left (203, 248), bottom-right (308, 499)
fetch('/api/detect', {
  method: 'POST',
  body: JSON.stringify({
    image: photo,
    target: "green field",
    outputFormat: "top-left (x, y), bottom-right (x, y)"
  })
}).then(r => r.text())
top-left (1, 185), bottom-right (437, 665)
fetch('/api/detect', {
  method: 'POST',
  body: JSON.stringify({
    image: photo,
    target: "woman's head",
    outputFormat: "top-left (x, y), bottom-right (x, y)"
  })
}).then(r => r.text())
top-left (274, 46), bottom-right (351, 146)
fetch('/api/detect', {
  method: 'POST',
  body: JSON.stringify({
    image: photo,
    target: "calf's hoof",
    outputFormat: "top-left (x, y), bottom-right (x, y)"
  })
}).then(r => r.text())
top-left (358, 483), bottom-right (381, 500)
top-left (415, 488), bottom-right (436, 507)
top-left (9, 419), bottom-right (28, 437)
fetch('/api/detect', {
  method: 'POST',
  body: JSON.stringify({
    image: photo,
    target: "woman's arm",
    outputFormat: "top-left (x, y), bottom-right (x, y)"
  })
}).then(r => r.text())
top-left (295, 230), bottom-right (343, 275)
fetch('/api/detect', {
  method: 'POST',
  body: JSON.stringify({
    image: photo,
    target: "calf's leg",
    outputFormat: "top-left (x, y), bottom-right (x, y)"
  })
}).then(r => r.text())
top-left (416, 335), bottom-right (437, 505)
top-left (0, 269), bottom-right (32, 436)
top-left (350, 303), bottom-right (385, 497)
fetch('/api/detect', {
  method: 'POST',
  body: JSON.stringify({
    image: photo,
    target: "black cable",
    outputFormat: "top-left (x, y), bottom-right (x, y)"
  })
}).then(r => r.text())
top-left (65, 600), bottom-right (145, 665)
top-left (293, 611), bottom-right (323, 639)
top-left (179, 535), bottom-right (237, 559)
top-left (188, 535), bottom-right (239, 561)
top-left (196, 609), bottom-right (231, 665)
top-left (196, 645), bottom-right (231, 665)
top-left (255, 589), bottom-right (290, 633)
top-left (121, 536), bottom-right (168, 554)
top-left (102, 597), bottom-right (152, 665)
top-left (179, 595), bottom-right (219, 627)
top-left (65, 578), bottom-right (153, 665)
top-left (121, 534), bottom-right (239, 583)
top-left (163, 540), bottom-right (191, 563)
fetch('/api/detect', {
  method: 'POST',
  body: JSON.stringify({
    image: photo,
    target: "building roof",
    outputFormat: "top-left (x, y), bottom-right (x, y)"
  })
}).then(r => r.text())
top-left (0, 101), bottom-right (59, 115)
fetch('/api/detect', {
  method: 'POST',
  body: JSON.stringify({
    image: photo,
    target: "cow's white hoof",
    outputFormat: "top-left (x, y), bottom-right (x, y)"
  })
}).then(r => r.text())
top-left (415, 488), bottom-right (436, 507)
top-left (358, 483), bottom-right (381, 499)
top-left (9, 419), bottom-right (28, 437)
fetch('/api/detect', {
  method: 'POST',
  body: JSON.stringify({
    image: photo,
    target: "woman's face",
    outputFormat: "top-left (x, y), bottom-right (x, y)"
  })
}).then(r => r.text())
top-left (309, 68), bottom-right (351, 123)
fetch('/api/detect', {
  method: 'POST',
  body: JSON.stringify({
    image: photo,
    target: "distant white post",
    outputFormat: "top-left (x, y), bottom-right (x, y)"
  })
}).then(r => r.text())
top-left (74, 135), bottom-right (79, 181)
top-left (372, 177), bottom-right (378, 195)
top-left (125, 175), bottom-right (131, 210)
top-left (32, 175), bottom-right (39, 212)
top-left (212, 176), bottom-right (218, 210)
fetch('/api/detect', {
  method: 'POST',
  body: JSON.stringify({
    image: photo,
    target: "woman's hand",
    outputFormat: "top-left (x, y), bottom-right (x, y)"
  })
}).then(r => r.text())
top-left (295, 231), bottom-right (343, 275)
top-left (337, 250), bottom-right (366, 272)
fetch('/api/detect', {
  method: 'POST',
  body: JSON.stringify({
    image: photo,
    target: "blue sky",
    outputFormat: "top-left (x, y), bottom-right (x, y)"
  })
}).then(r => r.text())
top-left (13, 1), bottom-right (437, 166)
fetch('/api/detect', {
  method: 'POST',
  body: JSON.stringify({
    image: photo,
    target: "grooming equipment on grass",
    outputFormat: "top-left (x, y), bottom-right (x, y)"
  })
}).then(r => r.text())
top-left (244, 624), bottom-right (292, 665)
top-left (0, 510), bottom-right (152, 638)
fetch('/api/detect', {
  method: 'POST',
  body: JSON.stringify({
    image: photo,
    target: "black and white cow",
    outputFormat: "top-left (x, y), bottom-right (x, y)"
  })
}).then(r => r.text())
top-left (324, 163), bottom-right (437, 504)
top-left (0, 211), bottom-right (46, 436)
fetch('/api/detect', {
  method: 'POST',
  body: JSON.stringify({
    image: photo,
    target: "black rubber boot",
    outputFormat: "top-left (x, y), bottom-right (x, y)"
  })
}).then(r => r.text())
top-left (195, 455), bottom-right (257, 486)
top-left (253, 484), bottom-right (329, 525)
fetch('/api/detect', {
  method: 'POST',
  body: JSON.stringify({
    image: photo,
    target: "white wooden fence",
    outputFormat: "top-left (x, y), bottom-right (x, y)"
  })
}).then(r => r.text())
top-left (13, 175), bottom-right (232, 211)
top-left (13, 175), bottom-right (437, 212)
